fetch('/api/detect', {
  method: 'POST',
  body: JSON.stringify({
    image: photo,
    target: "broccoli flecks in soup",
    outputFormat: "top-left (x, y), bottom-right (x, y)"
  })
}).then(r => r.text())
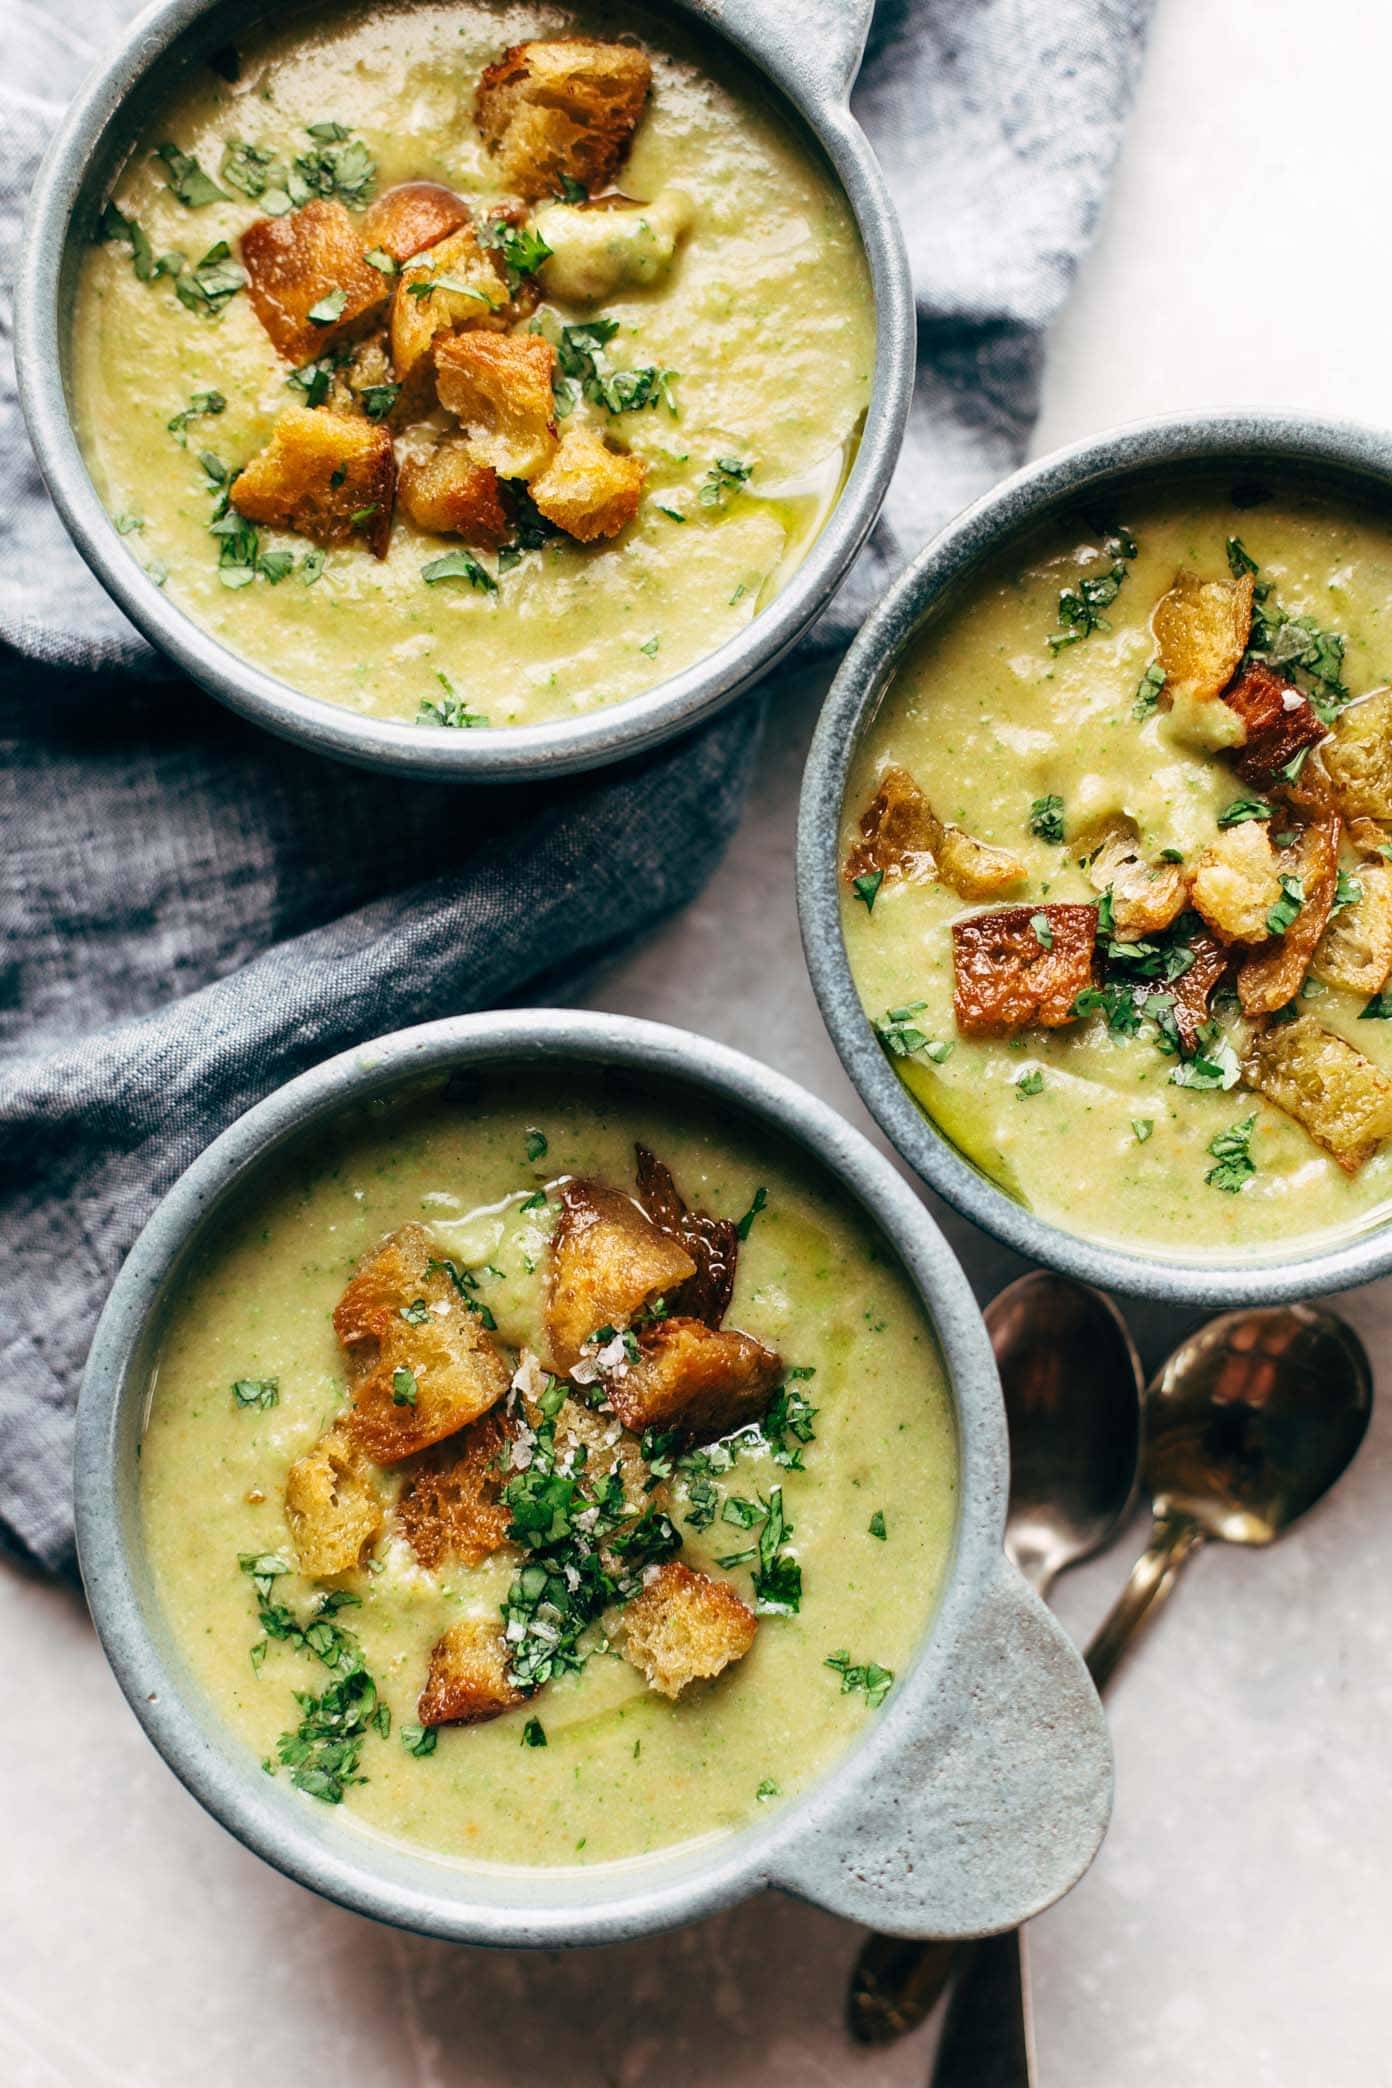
top-left (140, 1076), bottom-right (956, 1867)
top-left (842, 486), bottom-right (1392, 1257)
top-left (71, 2), bottom-right (874, 730)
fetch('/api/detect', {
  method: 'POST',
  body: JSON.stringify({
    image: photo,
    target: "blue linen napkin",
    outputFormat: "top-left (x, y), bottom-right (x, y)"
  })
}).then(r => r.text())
top-left (0, 0), bottom-right (1153, 1571)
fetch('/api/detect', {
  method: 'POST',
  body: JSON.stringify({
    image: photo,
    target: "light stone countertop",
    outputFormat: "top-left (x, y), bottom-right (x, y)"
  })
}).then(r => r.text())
top-left (4, 0), bottom-right (1390, 2081)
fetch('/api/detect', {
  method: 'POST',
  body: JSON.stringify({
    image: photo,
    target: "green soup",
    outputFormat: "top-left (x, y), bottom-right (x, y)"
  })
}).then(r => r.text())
top-left (72, 1), bottom-right (874, 729)
top-left (842, 483), bottom-right (1392, 1257)
top-left (140, 1071), bottom-right (957, 1868)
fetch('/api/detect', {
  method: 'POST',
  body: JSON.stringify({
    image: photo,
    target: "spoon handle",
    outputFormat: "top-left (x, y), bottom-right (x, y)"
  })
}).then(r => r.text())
top-left (1083, 1511), bottom-right (1203, 1693)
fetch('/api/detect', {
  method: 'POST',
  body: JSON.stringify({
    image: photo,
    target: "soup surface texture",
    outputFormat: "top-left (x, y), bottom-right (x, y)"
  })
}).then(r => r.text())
top-left (140, 1072), bottom-right (957, 1868)
top-left (842, 483), bottom-right (1392, 1257)
top-left (72, 1), bottom-right (874, 730)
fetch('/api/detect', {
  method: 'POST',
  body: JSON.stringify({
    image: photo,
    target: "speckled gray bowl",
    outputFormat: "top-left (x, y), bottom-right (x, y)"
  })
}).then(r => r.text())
top-left (799, 411), bottom-right (1392, 1307)
top-left (16, 0), bottom-right (911, 783)
top-left (76, 1010), bottom-right (1110, 1947)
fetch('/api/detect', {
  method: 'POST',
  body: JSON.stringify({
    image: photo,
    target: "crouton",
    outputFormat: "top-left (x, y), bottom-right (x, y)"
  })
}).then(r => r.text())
top-left (529, 424), bottom-right (645, 541)
top-left (389, 226), bottom-right (510, 396)
top-left (334, 1223), bottom-right (512, 1464)
top-left (1312, 855), bottom-right (1392, 996)
top-left (951, 903), bottom-right (1099, 1038)
top-left (540, 1385), bottom-right (650, 1505)
top-left (396, 440), bottom-right (510, 545)
top-left (1322, 687), bottom-right (1392, 822)
top-left (620, 1561), bottom-right (756, 1699)
top-left (475, 37), bottom-right (652, 202)
top-left (229, 406), bottom-right (395, 558)
top-left (240, 199), bottom-right (390, 364)
top-left (1237, 815), bottom-right (1342, 1015)
top-left (1168, 928), bottom-right (1232, 1054)
top-left (546, 1179), bottom-right (696, 1374)
top-left (534, 187), bottom-right (693, 304)
top-left (1079, 815), bottom-right (1189, 937)
top-left (418, 1618), bottom-right (526, 1726)
top-left (434, 329), bottom-right (558, 481)
top-left (1153, 569), bottom-right (1252, 701)
top-left (1222, 662), bottom-right (1328, 787)
top-left (361, 180), bottom-right (472, 264)
top-left (1190, 822), bottom-right (1284, 944)
top-left (846, 766), bottom-right (1025, 901)
top-left (1244, 1015), bottom-right (1392, 1172)
top-left (633, 1144), bottom-right (737, 1328)
top-left (396, 1408), bottom-right (514, 1570)
top-left (604, 1317), bottom-right (783, 1440)
top-left (284, 1425), bottom-right (383, 1578)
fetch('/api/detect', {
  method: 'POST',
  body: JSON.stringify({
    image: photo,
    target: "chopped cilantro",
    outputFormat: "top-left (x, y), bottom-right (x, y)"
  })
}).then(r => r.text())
top-left (868, 1510), bottom-right (887, 1540)
top-left (360, 382), bottom-right (400, 421)
top-left (1206, 1113), bottom-right (1257, 1193)
top-left (481, 218), bottom-right (553, 290)
top-left (525, 1128), bottom-right (548, 1162)
top-left (734, 1185), bottom-right (767, 1239)
top-left (759, 1375), bottom-right (818, 1469)
top-left (308, 287), bottom-right (348, 326)
top-left (521, 1717), bottom-right (548, 1748)
top-left (825, 1650), bottom-right (894, 1708)
top-left (1170, 1022), bottom-right (1241, 1091)
top-left (1132, 1119), bottom-right (1154, 1142)
top-left (1015, 1068), bottom-right (1044, 1097)
top-left (427, 1255), bottom-right (498, 1330)
top-left (1133, 660), bottom-right (1166, 719)
top-left (417, 670), bottom-right (488, 729)
top-left (166, 389), bottom-right (226, 445)
top-left (174, 241), bottom-right (247, 318)
top-left (1361, 988), bottom-right (1392, 1019)
top-left (115, 514), bottom-right (144, 535)
top-left (640, 635), bottom-right (661, 657)
top-left (1048, 526), bottom-right (1137, 652)
top-left (751, 1487), bottom-right (801, 1615)
top-left (289, 126), bottom-right (376, 209)
top-left (422, 549), bottom-right (497, 592)
top-left (1217, 797), bottom-right (1272, 828)
top-left (1267, 875), bottom-right (1305, 938)
top-left (97, 201), bottom-right (160, 282)
top-left (852, 869), bottom-right (884, 912)
top-left (700, 456), bottom-right (752, 507)
top-left (1332, 868), bottom-right (1364, 915)
top-left (756, 1778), bottom-right (781, 1802)
top-left (1226, 536), bottom-right (1260, 578)
top-left (1028, 794), bottom-right (1065, 844)
top-left (362, 246), bottom-right (398, 276)
top-left (1030, 911), bottom-right (1054, 951)
top-left (391, 1366), bottom-right (418, 1407)
top-left (401, 1722), bottom-right (437, 1757)
top-left (399, 1298), bottom-right (431, 1326)
top-left (231, 1376), bottom-right (279, 1410)
top-left (154, 142), bottom-right (226, 207)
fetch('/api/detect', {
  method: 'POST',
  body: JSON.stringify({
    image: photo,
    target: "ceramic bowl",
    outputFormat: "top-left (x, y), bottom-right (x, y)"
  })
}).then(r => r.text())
top-left (798, 411), bottom-right (1392, 1305)
top-left (15, 0), bottom-right (912, 783)
top-left (77, 1009), bottom-right (1111, 1946)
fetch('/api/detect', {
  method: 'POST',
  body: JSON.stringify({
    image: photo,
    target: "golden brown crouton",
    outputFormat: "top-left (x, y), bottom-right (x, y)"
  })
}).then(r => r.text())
top-left (389, 226), bottom-right (510, 396)
top-left (604, 1317), bottom-right (783, 1440)
top-left (475, 38), bottom-right (652, 202)
top-left (529, 424), bottom-right (645, 541)
top-left (361, 180), bottom-right (472, 264)
top-left (284, 1425), bottom-right (383, 1578)
top-left (1244, 1016), bottom-right (1392, 1172)
top-left (1312, 856), bottom-right (1392, 996)
top-left (1079, 816), bottom-right (1189, 937)
top-left (434, 329), bottom-right (558, 481)
top-left (240, 199), bottom-right (390, 364)
top-left (229, 406), bottom-right (395, 558)
top-left (952, 903), bottom-right (1099, 1038)
top-left (534, 187), bottom-right (694, 303)
top-left (633, 1144), bottom-right (737, 1328)
top-left (334, 1223), bottom-right (512, 1464)
top-left (1237, 815), bottom-right (1342, 1016)
top-left (396, 1408), bottom-right (514, 1570)
top-left (396, 441), bottom-right (511, 545)
top-left (546, 1179), bottom-right (696, 1373)
top-left (845, 766), bottom-right (1025, 901)
top-left (1169, 929), bottom-right (1232, 1054)
top-left (1152, 569), bottom-right (1253, 711)
top-left (1322, 687), bottom-right (1392, 822)
top-left (1222, 662), bottom-right (1328, 787)
top-left (1190, 822), bottom-right (1284, 944)
top-left (620, 1562), bottom-right (756, 1699)
top-left (418, 1619), bottom-right (526, 1726)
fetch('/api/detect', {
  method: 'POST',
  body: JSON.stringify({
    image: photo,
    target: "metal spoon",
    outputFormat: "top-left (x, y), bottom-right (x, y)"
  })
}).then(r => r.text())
top-left (927, 1301), bottom-right (1373, 2088)
top-left (847, 1271), bottom-right (1144, 2046)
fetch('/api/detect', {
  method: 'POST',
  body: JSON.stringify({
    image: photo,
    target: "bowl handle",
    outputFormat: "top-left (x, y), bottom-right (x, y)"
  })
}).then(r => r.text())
top-left (769, 1559), bottom-right (1113, 1937)
top-left (719, 0), bottom-right (874, 105)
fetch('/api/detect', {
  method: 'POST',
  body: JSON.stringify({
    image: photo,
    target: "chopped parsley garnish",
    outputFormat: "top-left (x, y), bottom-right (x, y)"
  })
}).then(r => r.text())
top-left (1238, 549), bottom-right (1351, 719)
top-left (98, 201), bottom-right (162, 281)
top-left (639, 635), bottom-right (661, 657)
top-left (1226, 535), bottom-right (1260, 578)
top-left (1217, 796), bottom-right (1272, 828)
top-left (521, 1717), bottom-right (548, 1748)
top-left (1071, 983), bottom-right (1143, 1036)
top-left (399, 1298), bottom-right (431, 1325)
top-left (231, 1376), bottom-right (279, 1410)
top-left (289, 126), bottom-right (376, 209)
top-left (1029, 911), bottom-right (1054, 950)
top-left (721, 1496), bottom-right (762, 1529)
top-left (238, 1562), bottom-right (385, 1803)
top-left (1267, 874), bottom-right (1305, 938)
top-left (1332, 868), bottom-right (1364, 915)
top-left (1205, 1113), bottom-right (1258, 1193)
top-left (756, 1779), bottom-right (781, 1802)
top-left (1361, 989), bottom-right (1392, 1019)
top-left (525, 1128), bottom-right (548, 1162)
top-left (308, 287), bottom-right (348, 326)
top-left (734, 1185), bottom-right (767, 1239)
top-left (154, 142), bottom-right (227, 207)
top-left (1133, 661), bottom-right (1166, 719)
top-left (174, 240), bottom-right (248, 318)
top-left (115, 514), bottom-right (144, 535)
top-left (750, 1486), bottom-right (801, 1615)
top-left (852, 869), bottom-right (884, 912)
top-left (520, 1188), bottom-right (550, 1212)
top-left (759, 1373), bottom-right (818, 1469)
top-left (700, 456), bottom-right (752, 507)
top-left (417, 670), bottom-right (488, 729)
top-left (868, 1510), bottom-right (887, 1540)
top-left (542, 315), bottom-right (678, 418)
top-left (825, 1650), bottom-right (894, 1708)
top-left (1169, 1021), bottom-right (1241, 1092)
top-left (421, 549), bottom-right (498, 593)
top-left (405, 272), bottom-right (494, 305)
top-left (558, 174), bottom-right (588, 203)
top-left (1132, 1119), bottom-right (1154, 1142)
top-left (1015, 1068), bottom-right (1044, 1097)
top-left (1028, 794), bottom-right (1065, 844)
top-left (358, 381), bottom-right (400, 421)
top-left (400, 1722), bottom-right (437, 1757)
top-left (482, 219), bottom-right (554, 290)
top-left (287, 353), bottom-right (343, 407)
top-left (872, 1001), bottom-right (954, 1062)
top-left (426, 1256), bottom-right (498, 1330)
top-left (219, 139), bottom-right (290, 213)
top-left (362, 246), bottom-right (398, 276)
top-left (167, 389), bottom-right (226, 445)
top-left (1048, 526), bottom-right (1137, 652)
top-left (392, 1366), bottom-right (419, 1407)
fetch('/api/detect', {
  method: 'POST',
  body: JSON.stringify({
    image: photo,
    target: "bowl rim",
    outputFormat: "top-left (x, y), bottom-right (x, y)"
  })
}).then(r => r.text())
top-left (797, 407), bottom-right (1392, 1306)
top-left (15, 0), bottom-right (913, 783)
top-left (75, 1007), bottom-right (1016, 1946)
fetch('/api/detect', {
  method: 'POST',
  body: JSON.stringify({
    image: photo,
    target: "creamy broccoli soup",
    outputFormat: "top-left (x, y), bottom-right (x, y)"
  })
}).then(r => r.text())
top-left (140, 1071), bottom-right (956, 1868)
top-left (71, 1), bottom-right (874, 731)
top-left (842, 483), bottom-right (1392, 1257)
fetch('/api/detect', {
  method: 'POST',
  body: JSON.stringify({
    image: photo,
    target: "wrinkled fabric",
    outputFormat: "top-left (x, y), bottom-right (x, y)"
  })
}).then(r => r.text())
top-left (0, 0), bottom-right (1154, 1570)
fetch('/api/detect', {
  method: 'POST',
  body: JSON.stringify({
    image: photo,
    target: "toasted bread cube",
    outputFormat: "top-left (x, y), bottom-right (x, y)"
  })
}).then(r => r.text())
top-left (284, 1425), bottom-right (383, 1578)
top-left (1153, 570), bottom-right (1253, 711)
top-left (845, 766), bottom-right (1024, 900)
top-left (1222, 662), bottom-right (1328, 786)
top-left (529, 423), bottom-right (644, 541)
top-left (418, 1619), bottom-right (525, 1727)
top-left (475, 37), bottom-right (652, 202)
top-left (334, 1223), bottom-right (512, 1464)
top-left (633, 1143), bottom-right (737, 1329)
top-left (1168, 929), bottom-right (1232, 1054)
top-left (361, 180), bottom-right (472, 264)
top-left (434, 329), bottom-right (558, 480)
top-left (1312, 856), bottom-right (1392, 996)
top-left (546, 1179), bottom-right (696, 1373)
top-left (620, 1562), bottom-right (756, 1699)
top-left (952, 903), bottom-right (1098, 1038)
top-left (1322, 687), bottom-right (1392, 822)
top-left (534, 187), bottom-right (693, 304)
top-left (397, 441), bottom-right (510, 545)
top-left (1237, 815), bottom-right (1342, 1016)
top-left (1080, 816), bottom-right (1189, 937)
top-left (389, 226), bottom-right (510, 394)
top-left (935, 825), bottom-right (1029, 901)
top-left (605, 1317), bottom-right (783, 1440)
top-left (230, 406), bottom-right (395, 558)
top-left (1245, 1015), bottom-right (1392, 1172)
top-left (396, 1408), bottom-right (513, 1570)
top-left (1190, 822), bottom-right (1284, 944)
top-left (240, 199), bottom-right (390, 364)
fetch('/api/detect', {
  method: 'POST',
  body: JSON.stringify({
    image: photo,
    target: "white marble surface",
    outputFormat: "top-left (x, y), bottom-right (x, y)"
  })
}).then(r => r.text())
top-left (6, 0), bottom-right (1392, 2081)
